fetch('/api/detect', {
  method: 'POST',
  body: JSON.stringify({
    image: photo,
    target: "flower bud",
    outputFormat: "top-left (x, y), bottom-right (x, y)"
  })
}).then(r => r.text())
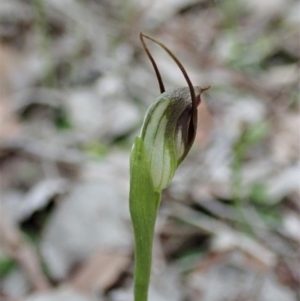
top-left (136, 33), bottom-right (210, 191)
top-left (140, 86), bottom-right (209, 191)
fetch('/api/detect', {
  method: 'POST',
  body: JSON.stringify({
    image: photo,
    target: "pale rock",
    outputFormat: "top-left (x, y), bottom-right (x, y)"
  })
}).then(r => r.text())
top-left (40, 181), bottom-right (132, 280)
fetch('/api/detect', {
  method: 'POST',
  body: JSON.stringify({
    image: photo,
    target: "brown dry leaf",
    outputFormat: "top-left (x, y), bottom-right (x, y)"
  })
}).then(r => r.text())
top-left (69, 251), bottom-right (130, 294)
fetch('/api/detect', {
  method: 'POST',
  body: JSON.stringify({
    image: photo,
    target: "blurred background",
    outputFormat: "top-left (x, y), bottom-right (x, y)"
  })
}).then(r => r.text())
top-left (0, 0), bottom-right (299, 300)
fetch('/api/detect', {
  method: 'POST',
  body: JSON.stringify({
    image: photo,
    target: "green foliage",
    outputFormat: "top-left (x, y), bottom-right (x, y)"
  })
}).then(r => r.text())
top-left (85, 141), bottom-right (108, 158)
top-left (249, 183), bottom-right (269, 204)
top-left (54, 107), bottom-right (72, 130)
top-left (0, 257), bottom-right (16, 278)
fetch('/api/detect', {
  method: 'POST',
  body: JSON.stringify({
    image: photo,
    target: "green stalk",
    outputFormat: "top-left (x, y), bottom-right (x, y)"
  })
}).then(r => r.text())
top-left (130, 137), bottom-right (161, 301)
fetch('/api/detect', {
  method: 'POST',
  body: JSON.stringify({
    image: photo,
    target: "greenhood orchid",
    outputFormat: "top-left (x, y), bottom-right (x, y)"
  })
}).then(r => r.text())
top-left (129, 33), bottom-right (210, 301)
top-left (138, 33), bottom-right (210, 191)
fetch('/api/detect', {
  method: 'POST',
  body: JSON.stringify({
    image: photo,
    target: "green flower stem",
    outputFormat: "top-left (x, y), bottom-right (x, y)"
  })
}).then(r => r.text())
top-left (130, 137), bottom-right (161, 301)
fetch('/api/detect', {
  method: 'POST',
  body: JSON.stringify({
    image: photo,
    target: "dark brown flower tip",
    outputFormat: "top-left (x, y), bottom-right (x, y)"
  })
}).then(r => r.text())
top-left (140, 33), bottom-right (165, 94)
top-left (197, 85), bottom-right (211, 106)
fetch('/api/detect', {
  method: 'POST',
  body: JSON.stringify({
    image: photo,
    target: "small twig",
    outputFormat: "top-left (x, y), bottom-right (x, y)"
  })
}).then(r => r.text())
top-left (0, 208), bottom-right (51, 291)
